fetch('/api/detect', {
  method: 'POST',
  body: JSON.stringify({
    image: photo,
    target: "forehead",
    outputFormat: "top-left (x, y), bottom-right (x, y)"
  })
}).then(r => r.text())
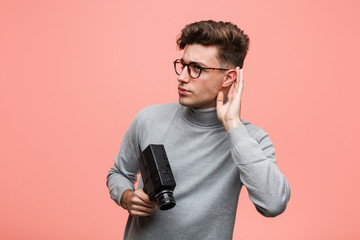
top-left (182, 44), bottom-right (219, 66)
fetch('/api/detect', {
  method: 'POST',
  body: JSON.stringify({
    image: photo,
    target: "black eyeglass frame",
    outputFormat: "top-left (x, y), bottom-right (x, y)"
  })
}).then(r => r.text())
top-left (173, 59), bottom-right (230, 79)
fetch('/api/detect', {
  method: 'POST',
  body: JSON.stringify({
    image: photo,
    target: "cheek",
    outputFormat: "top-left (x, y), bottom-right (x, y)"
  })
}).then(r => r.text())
top-left (193, 76), bottom-right (224, 98)
top-left (203, 80), bottom-right (223, 97)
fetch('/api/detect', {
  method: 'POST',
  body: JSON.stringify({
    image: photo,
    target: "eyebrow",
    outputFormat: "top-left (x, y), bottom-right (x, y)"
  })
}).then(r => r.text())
top-left (180, 58), bottom-right (209, 67)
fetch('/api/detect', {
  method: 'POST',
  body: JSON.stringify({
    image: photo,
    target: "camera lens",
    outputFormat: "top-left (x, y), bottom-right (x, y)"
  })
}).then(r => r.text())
top-left (156, 190), bottom-right (176, 210)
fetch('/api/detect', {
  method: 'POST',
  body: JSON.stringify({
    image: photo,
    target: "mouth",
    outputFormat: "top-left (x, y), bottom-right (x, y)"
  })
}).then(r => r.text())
top-left (178, 87), bottom-right (190, 95)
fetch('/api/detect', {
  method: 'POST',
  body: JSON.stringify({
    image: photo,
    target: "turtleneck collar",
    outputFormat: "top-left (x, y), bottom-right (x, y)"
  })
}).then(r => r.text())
top-left (182, 106), bottom-right (222, 127)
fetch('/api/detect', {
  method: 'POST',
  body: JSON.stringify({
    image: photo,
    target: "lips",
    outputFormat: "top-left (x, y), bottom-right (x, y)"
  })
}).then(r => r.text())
top-left (178, 87), bottom-right (190, 95)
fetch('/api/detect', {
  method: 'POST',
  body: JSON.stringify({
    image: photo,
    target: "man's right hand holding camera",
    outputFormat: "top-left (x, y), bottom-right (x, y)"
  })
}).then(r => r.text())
top-left (121, 189), bottom-right (157, 217)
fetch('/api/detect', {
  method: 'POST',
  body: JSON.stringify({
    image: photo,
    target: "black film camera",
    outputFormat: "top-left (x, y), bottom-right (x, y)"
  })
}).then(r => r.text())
top-left (138, 144), bottom-right (176, 210)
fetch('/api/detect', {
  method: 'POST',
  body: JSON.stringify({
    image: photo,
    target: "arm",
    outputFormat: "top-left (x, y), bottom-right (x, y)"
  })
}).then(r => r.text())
top-left (217, 68), bottom-right (290, 217)
top-left (227, 124), bottom-right (291, 217)
top-left (106, 111), bottom-right (156, 216)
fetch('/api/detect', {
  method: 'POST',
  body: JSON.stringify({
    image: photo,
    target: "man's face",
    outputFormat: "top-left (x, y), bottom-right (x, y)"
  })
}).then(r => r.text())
top-left (177, 44), bottom-right (225, 109)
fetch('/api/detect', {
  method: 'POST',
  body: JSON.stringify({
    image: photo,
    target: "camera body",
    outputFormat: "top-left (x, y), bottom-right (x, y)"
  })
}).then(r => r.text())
top-left (138, 144), bottom-right (177, 210)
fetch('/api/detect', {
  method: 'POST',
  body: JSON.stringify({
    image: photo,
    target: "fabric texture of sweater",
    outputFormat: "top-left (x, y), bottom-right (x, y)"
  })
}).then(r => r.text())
top-left (106, 103), bottom-right (291, 240)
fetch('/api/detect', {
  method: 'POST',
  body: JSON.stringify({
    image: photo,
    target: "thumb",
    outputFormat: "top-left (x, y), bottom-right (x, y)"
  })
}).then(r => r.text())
top-left (216, 91), bottom-right (224, 109)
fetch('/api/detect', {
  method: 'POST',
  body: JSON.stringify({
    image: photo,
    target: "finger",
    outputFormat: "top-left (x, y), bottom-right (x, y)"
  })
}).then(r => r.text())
top-left (216, 90), bottom-right (224, 108)
top-left (236, 66), bottom-right (240, 84)
top-left (132, 196), bottom-right (157, 208)
top-left (132, 198), bottom-right (156, 209)
top-left (234, 67), bottom-right (243, 94)
top-left (130, 209), bottom-right (155, 217)
top-left (136, 189), bottom-right (152, 202)
top-left (227, 67), bottom-right (239, 97)
top-left (131, 203), bottom-right (156, 214)
top-left (239, 68), bottom-right (244, 91)
top-left (129, 202), bottom-right (156, 217)
top-left (134, 190), bottom-right (157, 206)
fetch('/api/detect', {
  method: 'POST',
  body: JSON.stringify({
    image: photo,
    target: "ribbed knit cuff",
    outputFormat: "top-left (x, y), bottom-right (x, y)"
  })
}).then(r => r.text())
top-left (226, 124), bottom-right (250, 142)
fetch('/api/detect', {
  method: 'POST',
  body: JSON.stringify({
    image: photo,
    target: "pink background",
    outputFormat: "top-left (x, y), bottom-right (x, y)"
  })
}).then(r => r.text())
top-left (1, 0), bottom-right (360, 239)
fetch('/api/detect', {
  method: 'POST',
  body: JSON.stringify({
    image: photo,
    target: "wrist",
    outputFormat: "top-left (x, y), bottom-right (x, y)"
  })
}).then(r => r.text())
top-left (120, 189), bottom-right (133, 209)
top-left (223, 119), bottom-right (242, 132)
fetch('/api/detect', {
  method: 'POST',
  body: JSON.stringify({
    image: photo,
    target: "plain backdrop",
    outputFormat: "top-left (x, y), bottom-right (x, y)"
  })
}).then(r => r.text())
top-left (1, 0), bottom-right (360, 239)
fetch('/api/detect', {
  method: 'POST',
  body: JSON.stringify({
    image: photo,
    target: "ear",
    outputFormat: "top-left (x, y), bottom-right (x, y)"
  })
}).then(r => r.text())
top-left (222, 69), bottom-right (237, 88)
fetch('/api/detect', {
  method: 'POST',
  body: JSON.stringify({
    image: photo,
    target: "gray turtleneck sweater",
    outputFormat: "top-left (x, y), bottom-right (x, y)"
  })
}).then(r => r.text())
top-left (107, 103), bottom-right (290, 240)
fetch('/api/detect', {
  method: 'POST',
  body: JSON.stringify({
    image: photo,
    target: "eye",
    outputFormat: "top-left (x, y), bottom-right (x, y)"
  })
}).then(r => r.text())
top-left (190, 63), bottom-right (202, 73)
top-left (194, 65), bottom-right (202, 71)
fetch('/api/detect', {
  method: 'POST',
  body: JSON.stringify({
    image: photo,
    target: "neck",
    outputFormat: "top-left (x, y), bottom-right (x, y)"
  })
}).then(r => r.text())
top-left (182, 106), bottom-right (222, 127)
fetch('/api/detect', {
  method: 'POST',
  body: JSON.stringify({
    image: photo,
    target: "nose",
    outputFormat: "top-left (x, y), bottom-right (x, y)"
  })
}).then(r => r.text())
top-left (177, 66), bottom-right (190, 83)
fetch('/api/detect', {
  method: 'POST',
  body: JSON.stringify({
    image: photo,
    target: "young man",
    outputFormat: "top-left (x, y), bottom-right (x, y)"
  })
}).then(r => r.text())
top-left (107, 20), bottom-right (290, 239)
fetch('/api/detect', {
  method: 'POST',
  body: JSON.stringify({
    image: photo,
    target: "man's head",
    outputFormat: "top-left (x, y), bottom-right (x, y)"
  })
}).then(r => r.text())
top-left (177, 20), bottom-right (249, 69)
top-left (175, 20), bottom-right (249, 109)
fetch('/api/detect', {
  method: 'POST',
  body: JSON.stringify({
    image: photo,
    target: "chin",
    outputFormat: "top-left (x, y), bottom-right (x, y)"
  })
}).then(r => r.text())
top-left (178, 99), bottom-right (192, 107)
top-left (178, 97), bottom-right (196, 107)
top-left (178, 97), bottom-right (215, 109)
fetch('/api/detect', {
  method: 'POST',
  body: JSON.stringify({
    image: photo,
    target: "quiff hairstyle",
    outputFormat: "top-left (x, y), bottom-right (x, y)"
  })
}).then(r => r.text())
top-left (177, 20), bottom-right (250, 68)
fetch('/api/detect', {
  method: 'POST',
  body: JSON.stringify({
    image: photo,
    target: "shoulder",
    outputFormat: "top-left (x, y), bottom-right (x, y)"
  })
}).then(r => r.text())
top-left (136, 102), bottom-right (180, 118)
top-left (133, 103), bottom-right (181, 127)
top-left (140, 102), bottom-right (180, 114)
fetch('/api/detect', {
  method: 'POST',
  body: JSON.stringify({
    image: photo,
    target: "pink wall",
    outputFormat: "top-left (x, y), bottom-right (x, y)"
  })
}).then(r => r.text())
top-left (1, 0), bottom-right (359, 239)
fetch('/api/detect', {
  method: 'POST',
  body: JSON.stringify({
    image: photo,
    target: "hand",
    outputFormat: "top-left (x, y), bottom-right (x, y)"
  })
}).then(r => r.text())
top-left (121, 189), bottom-right (157, 217)
top-left (216, 67), bottom-right (244, 132)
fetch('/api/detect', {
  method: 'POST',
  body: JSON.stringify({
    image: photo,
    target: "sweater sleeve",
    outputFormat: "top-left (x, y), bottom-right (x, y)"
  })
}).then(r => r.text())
top-left (226, 124), bottom-right (291, 217)
top-left (106, 112), bottom-right (143, 206)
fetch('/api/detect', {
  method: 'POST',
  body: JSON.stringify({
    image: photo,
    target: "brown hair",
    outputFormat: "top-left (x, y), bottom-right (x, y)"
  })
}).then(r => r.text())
top-left (177, 20), bottom-right (250, 68)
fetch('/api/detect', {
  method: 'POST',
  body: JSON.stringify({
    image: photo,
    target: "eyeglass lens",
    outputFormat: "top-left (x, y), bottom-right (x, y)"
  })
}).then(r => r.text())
top-left (174, 61), bottom-right (201, 78)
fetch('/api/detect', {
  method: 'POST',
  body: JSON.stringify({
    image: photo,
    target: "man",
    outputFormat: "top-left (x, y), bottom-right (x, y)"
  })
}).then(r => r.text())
top-left (107, 20), bottom-right (290, 239)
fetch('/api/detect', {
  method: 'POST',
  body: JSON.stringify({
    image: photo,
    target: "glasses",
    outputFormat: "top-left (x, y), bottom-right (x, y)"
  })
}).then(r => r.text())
top-left (173, 59), bottom-right (229, 79)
